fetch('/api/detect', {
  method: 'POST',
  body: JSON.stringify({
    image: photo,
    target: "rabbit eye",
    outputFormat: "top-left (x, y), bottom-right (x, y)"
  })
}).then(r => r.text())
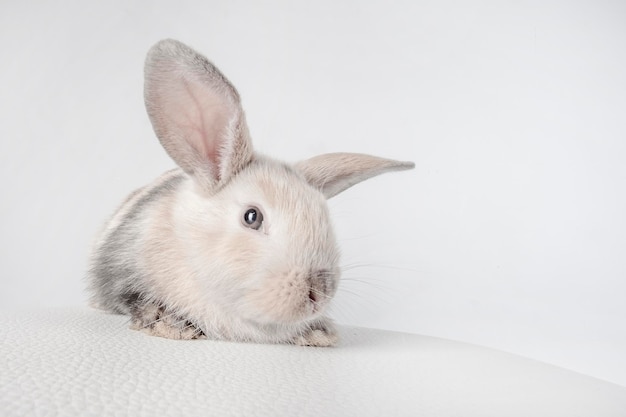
top-left (242, 207), bottom-right (263, 230)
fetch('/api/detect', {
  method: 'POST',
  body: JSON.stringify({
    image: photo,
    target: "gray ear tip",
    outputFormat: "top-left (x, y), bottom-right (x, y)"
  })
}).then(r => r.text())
top-left (151, 38), bottom-right (183, 51)
top-left (397, 161), bottom-right (416, 170)
top-left (146, 39), bottom-right (191, 63)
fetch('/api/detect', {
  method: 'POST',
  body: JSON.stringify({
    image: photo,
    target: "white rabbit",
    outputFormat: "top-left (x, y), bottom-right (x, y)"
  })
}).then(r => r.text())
top-left (88, 39), bottom-right (414, 346)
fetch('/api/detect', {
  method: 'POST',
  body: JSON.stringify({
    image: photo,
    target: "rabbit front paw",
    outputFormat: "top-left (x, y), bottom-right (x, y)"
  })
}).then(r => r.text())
top-left (129, 302), bottom-right (205, 340)
top-left (293, 319), bottom-right (338, 347)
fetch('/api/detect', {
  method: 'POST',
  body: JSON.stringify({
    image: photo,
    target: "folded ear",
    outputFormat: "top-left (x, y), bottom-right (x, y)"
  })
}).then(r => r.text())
top-left (144, 39), bottom-right (253, 191)
top-left (295, 153), bottom-right (415, 199)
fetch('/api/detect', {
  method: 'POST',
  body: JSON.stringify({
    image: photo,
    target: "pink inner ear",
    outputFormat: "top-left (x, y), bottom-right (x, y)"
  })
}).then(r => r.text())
top-left (170, 78), bottom-right (233, 178)
top-left (295, 153), bottom-right (415, 199)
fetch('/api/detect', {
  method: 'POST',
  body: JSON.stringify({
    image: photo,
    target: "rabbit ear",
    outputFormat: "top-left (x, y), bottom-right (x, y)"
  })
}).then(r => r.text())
top-left (144, 39), bottom-right (253, 191)
top-left (295, 153), bottom-right (415, 199)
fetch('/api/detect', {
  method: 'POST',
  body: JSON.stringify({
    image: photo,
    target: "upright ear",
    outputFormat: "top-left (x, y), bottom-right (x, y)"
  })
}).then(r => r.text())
top-left (144, 39), bottom-right (253, 191)
top-left (295, 153), bottom-right (415, 199)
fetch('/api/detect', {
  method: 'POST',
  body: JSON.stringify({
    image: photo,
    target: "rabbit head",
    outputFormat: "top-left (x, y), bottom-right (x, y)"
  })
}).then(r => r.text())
top-left (141, 39), bottom-right (414, 336)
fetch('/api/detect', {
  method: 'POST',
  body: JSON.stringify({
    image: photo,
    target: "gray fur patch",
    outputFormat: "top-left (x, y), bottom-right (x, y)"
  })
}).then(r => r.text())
top-left (88, 172), bottom-right (185, 314)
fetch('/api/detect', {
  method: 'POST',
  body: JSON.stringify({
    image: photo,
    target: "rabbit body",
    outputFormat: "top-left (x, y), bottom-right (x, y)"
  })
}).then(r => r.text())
top-left (88, 39), bottom-right (413, 346)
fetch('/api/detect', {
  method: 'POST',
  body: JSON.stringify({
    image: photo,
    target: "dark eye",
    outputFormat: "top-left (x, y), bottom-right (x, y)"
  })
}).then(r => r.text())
top-left (242, 207), bottom-right (264, 230)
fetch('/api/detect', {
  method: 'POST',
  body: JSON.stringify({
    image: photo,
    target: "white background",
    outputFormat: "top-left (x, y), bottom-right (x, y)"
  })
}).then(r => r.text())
top-left (1, 1), bottom-right (625, 386)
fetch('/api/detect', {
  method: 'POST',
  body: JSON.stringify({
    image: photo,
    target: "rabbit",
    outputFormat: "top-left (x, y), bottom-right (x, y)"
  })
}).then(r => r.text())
top-left (88, 39), bottom-right (414, 347)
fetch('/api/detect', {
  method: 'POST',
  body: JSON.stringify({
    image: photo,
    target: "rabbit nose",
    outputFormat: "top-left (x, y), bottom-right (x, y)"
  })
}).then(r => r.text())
top-left (307, 269), bottom-right (335, 304)
top-left (307, 277), bottom-right (323, 303)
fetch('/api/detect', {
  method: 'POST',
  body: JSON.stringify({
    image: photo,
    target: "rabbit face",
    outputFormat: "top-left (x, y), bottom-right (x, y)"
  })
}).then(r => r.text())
top-left (178, 160), bottom-right (340, 326)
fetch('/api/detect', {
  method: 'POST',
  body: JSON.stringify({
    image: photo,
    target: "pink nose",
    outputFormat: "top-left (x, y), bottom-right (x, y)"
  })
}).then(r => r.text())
top-left (307, 269), bottom-right (336, 307)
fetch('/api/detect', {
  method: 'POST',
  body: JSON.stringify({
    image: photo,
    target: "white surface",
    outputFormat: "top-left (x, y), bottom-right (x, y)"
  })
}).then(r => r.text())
top-left (1, 308), bottom-right (625, 417)
top-left (1, 1), bottom-right (625, 386)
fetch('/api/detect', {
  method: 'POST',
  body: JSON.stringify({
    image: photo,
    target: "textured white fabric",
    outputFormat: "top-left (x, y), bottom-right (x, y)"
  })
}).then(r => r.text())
top-left (0, 308), bottom-right (624, 416)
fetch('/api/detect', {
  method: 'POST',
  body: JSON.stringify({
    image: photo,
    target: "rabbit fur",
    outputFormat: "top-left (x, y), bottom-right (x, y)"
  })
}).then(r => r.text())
top-left (88, 39), bottom-right (414, 347)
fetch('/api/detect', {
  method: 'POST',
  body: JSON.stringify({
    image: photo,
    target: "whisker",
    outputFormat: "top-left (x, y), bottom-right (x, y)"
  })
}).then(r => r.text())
top-left (341, 262), bottom-right (418, 273)
top-left (336, 276), bottom-right (399, 305)
top-left (341, 274), bottom-right (395, 287)
top-left (335, 287), bottom-right (365, 299)
top-left (310, 288), bottom-right (333, 300)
